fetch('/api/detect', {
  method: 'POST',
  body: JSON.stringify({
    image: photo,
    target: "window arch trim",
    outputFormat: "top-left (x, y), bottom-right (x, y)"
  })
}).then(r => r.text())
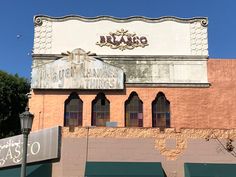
top-left (152, 92), bottom-right (170, 130)
top-left (91, 92), bottom-right (110, 127)
top-left (125, 92), bottom-right (143, 127)
top-left (64, 92), bottom-right (83, 127)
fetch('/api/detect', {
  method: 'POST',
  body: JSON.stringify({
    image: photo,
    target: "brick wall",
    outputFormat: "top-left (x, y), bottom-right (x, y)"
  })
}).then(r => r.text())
top-left (29, 59), bottom-right (236, 131)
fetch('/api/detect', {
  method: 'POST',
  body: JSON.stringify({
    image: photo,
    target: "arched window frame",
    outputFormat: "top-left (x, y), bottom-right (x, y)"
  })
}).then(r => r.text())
top-left (152, 92), bottom-right (170, 130)
top-left (91, 92), bottom-right (110, 126)
top-left (125, 92), bottom-right (143, 127)
top-left (64, 92), bottom-right (83, 127)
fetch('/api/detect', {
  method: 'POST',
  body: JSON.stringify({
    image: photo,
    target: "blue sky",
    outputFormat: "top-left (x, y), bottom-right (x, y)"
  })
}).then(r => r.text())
top-left (0, 0), bottom-right (235, 78)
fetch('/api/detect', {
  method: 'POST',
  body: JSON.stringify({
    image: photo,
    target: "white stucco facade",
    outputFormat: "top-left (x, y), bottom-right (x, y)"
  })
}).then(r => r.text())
top-left (33, 16), bottom-right (208, 56)
top-left (32, 16), bottom-right (209, 88)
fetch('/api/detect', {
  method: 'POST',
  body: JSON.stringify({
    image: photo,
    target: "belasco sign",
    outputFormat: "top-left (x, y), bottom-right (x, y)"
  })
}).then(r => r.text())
top-left (0, 126), bottom-right (60, 168)
top-left (96, 29), bottom-right (148, 51)
top-left (0, 139), bottom-right (40, 166)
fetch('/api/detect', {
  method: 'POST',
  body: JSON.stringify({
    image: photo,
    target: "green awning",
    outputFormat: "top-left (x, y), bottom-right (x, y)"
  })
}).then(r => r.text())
top-left (185, 163), bottom-right (236, 177)
top-left (0, 163), bottom-right (52, 177)
top-left (85, 162), bottom-right (165, 177)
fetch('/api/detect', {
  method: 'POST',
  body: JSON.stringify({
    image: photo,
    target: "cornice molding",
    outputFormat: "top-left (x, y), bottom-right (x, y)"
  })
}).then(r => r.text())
top-left (32, 54), bottom-right (209, 62)
top-left (126, 83), bottom-right (211, 88)
top-left (34, 15), bottom-right (208, 27)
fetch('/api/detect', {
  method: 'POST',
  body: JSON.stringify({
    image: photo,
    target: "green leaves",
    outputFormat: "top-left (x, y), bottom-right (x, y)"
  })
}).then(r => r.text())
top-left (0, 70), bottom-right (30, 138)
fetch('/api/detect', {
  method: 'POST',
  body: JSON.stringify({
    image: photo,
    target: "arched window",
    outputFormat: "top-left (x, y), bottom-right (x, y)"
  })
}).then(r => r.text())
top-left (152, 92), bottom-right (170, 130)
top-left (64, 92), bottom-right (83, 127)
top-left (125, 92), bottom-right (143, 127)
top-left (92, 93), bottom-right (110, 126)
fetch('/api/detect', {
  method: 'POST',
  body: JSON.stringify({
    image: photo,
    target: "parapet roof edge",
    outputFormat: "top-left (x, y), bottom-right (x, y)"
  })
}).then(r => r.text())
top-left (34, 15), bottom-right (208, 26)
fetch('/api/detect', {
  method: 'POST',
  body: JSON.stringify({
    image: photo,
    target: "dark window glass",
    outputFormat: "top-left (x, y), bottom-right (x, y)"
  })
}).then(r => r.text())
top-left (152, 92), bottom-right (170, 130)
top-left (92, 93), bottom-right (110, 126)
top-left (64, 92), bottom-right (83, 127)
top-left (125, 92), bottom-right (143, 127)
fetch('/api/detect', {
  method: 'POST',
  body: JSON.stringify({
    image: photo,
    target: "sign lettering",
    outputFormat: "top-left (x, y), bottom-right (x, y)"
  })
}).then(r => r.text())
top-left (96, 29), bottom-right (148, 51)
top-left (31, 48), bottom-right (124, 89)
top-left (0, 126), bottom-right (60, 169)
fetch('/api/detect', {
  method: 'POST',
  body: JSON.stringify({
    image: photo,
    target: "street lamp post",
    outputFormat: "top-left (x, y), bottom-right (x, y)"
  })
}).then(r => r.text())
top-left (19, 107), bottom-right (34, 177)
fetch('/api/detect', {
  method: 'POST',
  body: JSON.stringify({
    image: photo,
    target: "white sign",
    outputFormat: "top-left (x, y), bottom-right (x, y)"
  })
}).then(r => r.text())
top-left (31, 48), bottom-right (124, 89)
top-left (0, 126), bottom-right (60, 168)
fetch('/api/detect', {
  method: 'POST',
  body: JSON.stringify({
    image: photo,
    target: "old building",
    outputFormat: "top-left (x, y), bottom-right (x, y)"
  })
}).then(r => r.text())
top-left (0, 15), bottom-right (236, 177)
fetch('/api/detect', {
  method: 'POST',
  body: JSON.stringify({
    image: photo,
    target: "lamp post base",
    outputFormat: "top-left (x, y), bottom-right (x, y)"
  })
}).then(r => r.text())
top-left (20, 132), bottom-right (29, 177)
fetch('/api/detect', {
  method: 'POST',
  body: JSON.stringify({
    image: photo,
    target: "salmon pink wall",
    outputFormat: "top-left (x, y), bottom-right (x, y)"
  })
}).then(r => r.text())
top-left (29, 59), bottom-right (236, 131)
